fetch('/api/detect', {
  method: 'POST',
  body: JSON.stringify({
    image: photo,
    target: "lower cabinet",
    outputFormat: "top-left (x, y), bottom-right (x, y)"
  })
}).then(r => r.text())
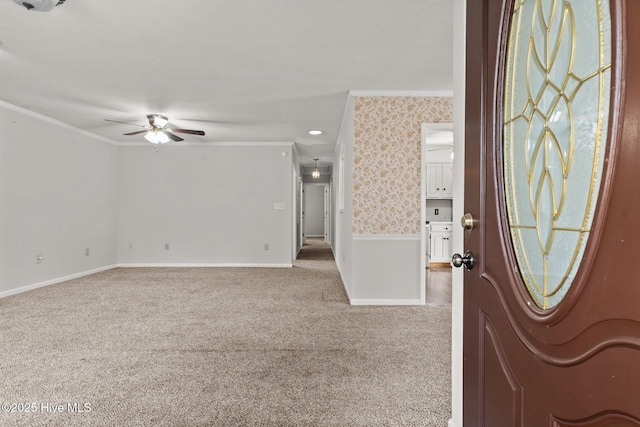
top-left (429, 223), bottom-right (453, 264)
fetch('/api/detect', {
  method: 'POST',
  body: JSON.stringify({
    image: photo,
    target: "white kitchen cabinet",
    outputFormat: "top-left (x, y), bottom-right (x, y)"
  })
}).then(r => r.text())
top-left (429, 222), bottom-right (453, 263)
top-left (426, 162), bottom-right (453, 199)
top-left (441, 163), bottom-right (453, 198)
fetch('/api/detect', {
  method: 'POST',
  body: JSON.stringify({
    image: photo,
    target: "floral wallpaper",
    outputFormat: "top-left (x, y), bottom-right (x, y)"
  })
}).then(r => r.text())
top-left (352, 96), bottom-right (453, 235)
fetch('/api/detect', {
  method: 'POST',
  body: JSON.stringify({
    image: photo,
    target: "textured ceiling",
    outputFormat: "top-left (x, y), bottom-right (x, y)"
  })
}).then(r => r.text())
top-left (0, 0), bottom-right (453, 166)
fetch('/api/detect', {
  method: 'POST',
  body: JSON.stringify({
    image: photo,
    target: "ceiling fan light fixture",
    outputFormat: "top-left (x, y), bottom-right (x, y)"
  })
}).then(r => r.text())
top-left (148, 114), bottom-right (169, 129)
top-left (144, 129), bottom-right (170, 144)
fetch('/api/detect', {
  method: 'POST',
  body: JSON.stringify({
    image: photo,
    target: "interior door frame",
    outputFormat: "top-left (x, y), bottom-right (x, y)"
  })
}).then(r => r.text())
top-left (324, 183), bottom-right (331, 243)
top-left (303, 182), bottom-right (328, 240)
top-left (292, 164), bottom-right (298, 262)
top-left (299, 176), bottom-right (305, 248)
top-left (451, 0), bottom-right (467, 425)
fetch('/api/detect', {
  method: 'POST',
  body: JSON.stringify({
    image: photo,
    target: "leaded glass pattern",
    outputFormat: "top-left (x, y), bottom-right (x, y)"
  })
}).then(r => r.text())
top-left (503, 0), bottom-right (611, 309)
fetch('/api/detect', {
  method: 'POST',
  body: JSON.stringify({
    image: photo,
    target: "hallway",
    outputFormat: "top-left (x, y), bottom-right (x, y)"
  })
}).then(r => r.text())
top-left (426, 266), bottom-right (452, 305)
top-left (296, 237), bottom-right (334, 261)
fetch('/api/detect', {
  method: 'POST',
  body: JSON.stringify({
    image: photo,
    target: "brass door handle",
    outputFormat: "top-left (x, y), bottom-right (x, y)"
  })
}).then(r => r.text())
top-left (461, 213), bottom-right (475, 231)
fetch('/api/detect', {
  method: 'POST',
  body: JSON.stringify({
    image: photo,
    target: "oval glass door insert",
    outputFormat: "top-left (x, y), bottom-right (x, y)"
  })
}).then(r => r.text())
top-left (503, 0), bottom-right (612, 309)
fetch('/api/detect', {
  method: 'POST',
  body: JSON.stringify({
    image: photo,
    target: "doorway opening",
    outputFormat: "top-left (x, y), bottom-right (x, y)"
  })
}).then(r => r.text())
top-left (300, 183), bottom-right (330, 252)
top-left (421, 123), bottom-right (455, 305)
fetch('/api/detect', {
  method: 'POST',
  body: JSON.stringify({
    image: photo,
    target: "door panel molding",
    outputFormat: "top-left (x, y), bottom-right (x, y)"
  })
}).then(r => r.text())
top-left (551, 411), bottom-right (640, 427)
top-left (481, 277), bottom-right (640, 365)
top-left (480, 263), bottom-right (640, 366)
top-left (479, 312), bottom-right (523, 426)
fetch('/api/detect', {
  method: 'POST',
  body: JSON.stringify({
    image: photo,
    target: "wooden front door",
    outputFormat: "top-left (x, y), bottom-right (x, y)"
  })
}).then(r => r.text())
top-left (461, 0), bottom-right (640, 425)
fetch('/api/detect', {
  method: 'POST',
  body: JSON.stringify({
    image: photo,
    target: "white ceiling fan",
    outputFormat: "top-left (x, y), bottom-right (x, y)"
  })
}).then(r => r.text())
top-left (105, 114), bottom-right (205, 144)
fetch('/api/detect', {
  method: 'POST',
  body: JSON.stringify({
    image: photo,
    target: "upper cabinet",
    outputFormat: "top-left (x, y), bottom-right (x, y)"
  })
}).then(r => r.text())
top-left (426, 162), bottom-right (453, 199)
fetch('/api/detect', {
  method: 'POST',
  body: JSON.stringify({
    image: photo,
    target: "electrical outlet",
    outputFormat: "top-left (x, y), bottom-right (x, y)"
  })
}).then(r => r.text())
top-left (165, 243), bottom-right (170, 250)
top-left (85, 248), bottom-right (90, 256)
top-left (36, 255), bottom-right (43, 264)
top-left (435, 208), bottom-right (439, 215)
top-left (264, 243), bottom-right (270, 251)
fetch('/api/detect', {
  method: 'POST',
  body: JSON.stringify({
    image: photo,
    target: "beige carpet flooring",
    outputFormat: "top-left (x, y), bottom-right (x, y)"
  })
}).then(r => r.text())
top-left (0, 239), bottom-right (451, 426)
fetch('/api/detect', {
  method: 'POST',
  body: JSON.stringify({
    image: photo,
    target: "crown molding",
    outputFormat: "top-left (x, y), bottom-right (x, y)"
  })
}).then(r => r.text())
top-left (117, 141), bottom-right (294, 147)
top-left (348, 89), bottom-right (453, 97)
top-left (0, 100), bottom-right (118, 145)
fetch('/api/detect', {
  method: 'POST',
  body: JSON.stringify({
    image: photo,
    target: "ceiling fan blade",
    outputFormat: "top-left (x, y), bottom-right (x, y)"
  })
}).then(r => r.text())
top-left (177, 117), bottom-right (247, 125)
top-left (164, 131), bottom-right (184, 142)
top-left (123, 130), bottom-right (147, 136)
top-left (104, 119), bottom-right (147, 128)
top-left (172, 128), bottom-right (205, 136)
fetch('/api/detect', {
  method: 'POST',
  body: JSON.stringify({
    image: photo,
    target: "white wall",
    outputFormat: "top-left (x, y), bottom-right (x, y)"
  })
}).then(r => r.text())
top-left (0, 103), bottom-right (118, 296)
top-left (0, 103), bottom-right (296, 294)
top-left (351, 236), bottom-right (421, 304)
top-left (117, 143), bottom-right (293, 267)
top-left (426, 199), bottom-right (453, 223)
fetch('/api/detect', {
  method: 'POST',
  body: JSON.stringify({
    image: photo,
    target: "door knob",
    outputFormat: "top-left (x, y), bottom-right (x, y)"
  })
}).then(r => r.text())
top-left (452, 250), bottom-right (474, 270)
top-left (461, 213), bottom-right (475, 231)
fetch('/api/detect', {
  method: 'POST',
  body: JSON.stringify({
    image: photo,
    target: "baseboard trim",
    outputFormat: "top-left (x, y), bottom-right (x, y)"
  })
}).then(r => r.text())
top-left (0, 265), bottom-right (118, 299)
top-left (117, 263), bottom-right (293, 268)
top-left (349, 298), bottom-right (423, 306)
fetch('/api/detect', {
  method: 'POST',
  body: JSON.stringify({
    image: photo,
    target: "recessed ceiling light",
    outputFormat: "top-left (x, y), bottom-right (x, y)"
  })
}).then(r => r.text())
top-left (308, 129), bottom-right (323, 135)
